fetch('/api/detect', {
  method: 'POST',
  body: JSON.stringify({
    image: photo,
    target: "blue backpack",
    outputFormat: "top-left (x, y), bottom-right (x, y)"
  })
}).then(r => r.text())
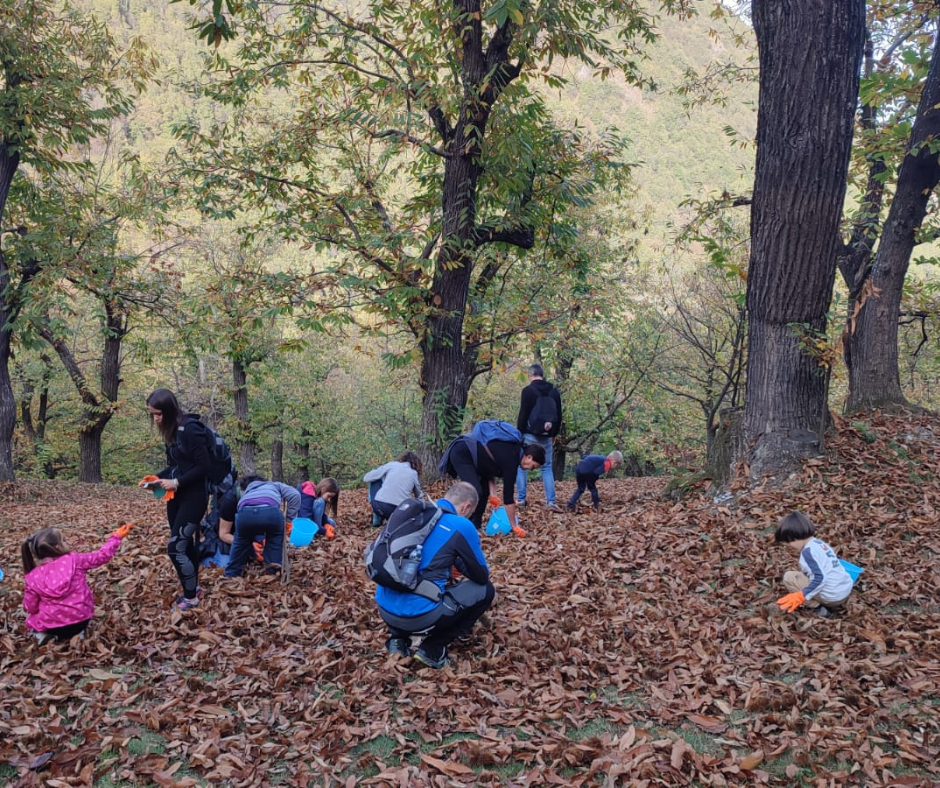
top-left (470, 420), bottom-right (523, 445)
top-left (438, 420), bottom-right (523, 477)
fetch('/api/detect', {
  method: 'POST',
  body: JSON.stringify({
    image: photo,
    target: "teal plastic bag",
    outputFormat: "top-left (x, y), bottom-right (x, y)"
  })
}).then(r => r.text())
top-left (839, 559), bottom-right (864, 582)
top-left (485, 507), bottom-right (512, 536)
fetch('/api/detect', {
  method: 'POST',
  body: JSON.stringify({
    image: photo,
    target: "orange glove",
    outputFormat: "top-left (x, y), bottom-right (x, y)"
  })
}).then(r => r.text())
top-left (113, 523), bottom-right (133, 539)
top-left (511, 523), bottom-right (526, 538)
top-left (253, 540), bottom-right (265, 562)
top-left (777, 590), bottom-right (805, 613)
top-left (161, 488), bottom-right (175, 502)
top-left (323, 523), bottom-right (335, 540)
top-left (451, 566), bottom-right (463, 581)
top-left (285, 520), bottom-right (293, 540)
top-left (139, 475), bottom-right (160, 488)
top-left (488, 495), bottom-right (500, 508)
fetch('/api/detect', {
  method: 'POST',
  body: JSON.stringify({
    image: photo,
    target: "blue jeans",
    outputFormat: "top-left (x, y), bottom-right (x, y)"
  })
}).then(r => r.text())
top-left (225, 505), bottom-right (285, 577)
top-left (516, 434), bottom-right (556, 505)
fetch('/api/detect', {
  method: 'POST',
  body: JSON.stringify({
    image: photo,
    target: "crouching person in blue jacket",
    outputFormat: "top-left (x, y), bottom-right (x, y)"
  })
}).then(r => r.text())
top-left (375, 481), bottom-right (495, 669)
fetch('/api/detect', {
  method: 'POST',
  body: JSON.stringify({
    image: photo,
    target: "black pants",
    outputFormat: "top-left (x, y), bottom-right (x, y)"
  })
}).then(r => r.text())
top-left (37, 618), bottom-right (91, 642)
top-left (372, 499), bottom-right (399, 521)
top-left (568, 473), bottom-right (600, 508)
top-left (448, 441), bottom-right (488, 527)
top-left (381, 580), bottom-right (495, 660)
top-left (167, 484), bottom-right (208, 600)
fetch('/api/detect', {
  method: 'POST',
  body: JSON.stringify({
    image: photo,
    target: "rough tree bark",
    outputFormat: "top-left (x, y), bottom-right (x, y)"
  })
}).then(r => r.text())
top-left (416, 2), bottom-right (532, 475)
top-left (743, 0), bottom-right (865, 478)
top-left (232, 357), bottom-right (256, 475)
top-left (843, 29), bottom-right (940, 412)
top-left (0, 144), bottom-right (21, 481)
top-left (39, 302), bottom-right (126, 483)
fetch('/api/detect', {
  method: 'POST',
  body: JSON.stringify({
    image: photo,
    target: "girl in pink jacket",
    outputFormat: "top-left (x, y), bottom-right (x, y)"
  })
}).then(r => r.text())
top-left (22, 524), bottom-right (131, 644)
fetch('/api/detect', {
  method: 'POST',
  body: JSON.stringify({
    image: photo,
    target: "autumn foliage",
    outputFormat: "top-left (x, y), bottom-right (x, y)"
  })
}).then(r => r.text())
top-left (1, 411), bottom-right (939, 785)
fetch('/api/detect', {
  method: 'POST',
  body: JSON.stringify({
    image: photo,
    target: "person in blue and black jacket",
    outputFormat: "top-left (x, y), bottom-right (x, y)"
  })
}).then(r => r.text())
top-left (375, 482), bottom-right (495, 669)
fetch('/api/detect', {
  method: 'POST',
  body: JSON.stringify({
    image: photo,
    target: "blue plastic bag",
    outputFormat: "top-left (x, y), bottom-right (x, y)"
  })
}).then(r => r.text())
top-left (839, 559), bottom-right (864, 582)
top-left (485, 507), bottom-right (512, 536)
top-left (202, 548), bottom-right (231, 569)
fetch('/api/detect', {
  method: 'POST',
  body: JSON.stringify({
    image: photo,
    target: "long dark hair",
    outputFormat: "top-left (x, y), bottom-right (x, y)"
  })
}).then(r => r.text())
top-left (22, 528), bottom-right (69, 574)
top-left (146, 388), bottom-right (184, 443)
top-left (397, 451), bottom-right (422, 474)
top-left (317, 477), bottom-right (340, 519)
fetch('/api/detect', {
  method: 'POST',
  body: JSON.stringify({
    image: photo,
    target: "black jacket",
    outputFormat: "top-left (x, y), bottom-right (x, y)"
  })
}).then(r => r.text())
top-left (157, 414), bottom-right (211, 493)
top-left (517, 379), bottom-right (563, 438)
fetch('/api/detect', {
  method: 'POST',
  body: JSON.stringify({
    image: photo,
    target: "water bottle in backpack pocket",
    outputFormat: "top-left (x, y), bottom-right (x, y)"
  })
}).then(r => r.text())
top-left (364, 498), bottom-right (442, 601)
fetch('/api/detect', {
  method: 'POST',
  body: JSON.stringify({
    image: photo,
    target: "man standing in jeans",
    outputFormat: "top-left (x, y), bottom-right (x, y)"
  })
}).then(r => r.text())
top-left (516, 363), bottom-right (563, 513)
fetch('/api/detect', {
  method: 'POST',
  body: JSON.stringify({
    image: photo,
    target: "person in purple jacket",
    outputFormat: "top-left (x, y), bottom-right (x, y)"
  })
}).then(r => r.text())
top-left (567, 451), bottom-right (623, 512)
top-left (21, 524), bottom-right (131, 644)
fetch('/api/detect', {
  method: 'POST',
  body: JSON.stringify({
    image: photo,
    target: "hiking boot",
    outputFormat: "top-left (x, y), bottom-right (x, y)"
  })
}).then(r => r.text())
top-left (264, 563), bottom-right (282, 576)
top-left (546, 503), bottom-right (563, 513)
top-left (386, 637), bottom-right (411, 658)
top-left (173, 595), bottom-right (201, 612)
top-left (413, 647), bottom-right (453, 669)
top-left (592, 503), bottom-right (600, 513)
top-left (567, 504), bottom-right (576, 513)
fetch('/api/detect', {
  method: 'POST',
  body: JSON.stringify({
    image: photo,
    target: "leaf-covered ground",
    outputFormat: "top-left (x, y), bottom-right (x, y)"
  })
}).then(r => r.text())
top-left (1, 411), bottom-right (940, 787)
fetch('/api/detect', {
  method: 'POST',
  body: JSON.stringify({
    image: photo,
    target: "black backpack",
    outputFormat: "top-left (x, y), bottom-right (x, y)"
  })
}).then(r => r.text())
top-left (527, 390), bottom-right (559, 436)
top-left (364, 498), bottom-right (444, 601)
top-left (198, 482), bottom-right (239, 560)
top-left (204, 424), bottom-right (236, 486)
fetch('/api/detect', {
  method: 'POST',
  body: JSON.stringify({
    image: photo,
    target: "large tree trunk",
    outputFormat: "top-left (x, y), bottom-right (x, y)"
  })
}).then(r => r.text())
top-left (416, 1), bottom-right (524, 475)
top-left (417, 170), bottom-right (478, 474)
top-left (40, 304), bottom-right (126, 483)
top-left (844, 32), bottom-right (940, 412)
top-left (271, 438), bottom-right (283, 481)
top-left (0, 146), bottom-right (21, 481)
top-left (233, 357), bottom-right (256, 474)
top-left (743, 0), bottom-right (864, 478)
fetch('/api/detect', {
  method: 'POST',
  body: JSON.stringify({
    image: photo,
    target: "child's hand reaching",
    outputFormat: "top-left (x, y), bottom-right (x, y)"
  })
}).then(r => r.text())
top-left (113, 523), bottom-right (133, 539)
top-left (776, 590), bottom-right (805, 613)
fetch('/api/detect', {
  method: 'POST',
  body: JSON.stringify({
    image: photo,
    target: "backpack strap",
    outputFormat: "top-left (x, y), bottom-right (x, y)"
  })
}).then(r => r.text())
top-left (415, 579), bottom-right (443, 602)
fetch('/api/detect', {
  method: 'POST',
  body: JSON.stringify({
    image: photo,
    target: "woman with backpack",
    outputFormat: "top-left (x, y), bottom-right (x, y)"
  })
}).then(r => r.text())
top-left (145, 388), bottom-right (212, 612)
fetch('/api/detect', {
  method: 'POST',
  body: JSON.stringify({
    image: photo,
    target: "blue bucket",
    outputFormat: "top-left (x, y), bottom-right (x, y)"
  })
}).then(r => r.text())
top-left (290, 517), bottom-right (319, 547)
top-left (485, 507), bottom-right (512, 536)
top-left (839, 559), bottom-right (864, 582)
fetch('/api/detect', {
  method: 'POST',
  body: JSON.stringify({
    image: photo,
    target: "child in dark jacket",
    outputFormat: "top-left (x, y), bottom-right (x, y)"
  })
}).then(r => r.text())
top-left (567, 451), bottom-right (623, 512)
top-left (22, 524), bottom-right (131, 644)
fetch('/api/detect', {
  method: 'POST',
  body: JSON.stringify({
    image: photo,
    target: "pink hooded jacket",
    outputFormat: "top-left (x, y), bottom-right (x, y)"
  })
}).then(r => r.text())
top-left (22, 534), bottom-right (122, 632)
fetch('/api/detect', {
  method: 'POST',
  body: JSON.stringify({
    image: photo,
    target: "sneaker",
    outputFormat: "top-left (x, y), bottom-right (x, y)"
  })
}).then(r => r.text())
top-left (264, 563), bottom-right (282, 576)
top-left (413, 647), bottom-right (452, 669)
top-left (567, 504), bottom-right (576, 513)
top-left (371, 513), bottom-right (383, 527)
top-left (173, 595), bottom-right (201, 612)
top-left (546, 503), bottom-right (563, 513)
top-left (174, 586), bottom-right (204, 605)
top-left (815, 606), bottom-right (832, 618)
top-left (516, 500), bottom-right (527, 509)
top-left (386, 637), bottom-right (411, 657)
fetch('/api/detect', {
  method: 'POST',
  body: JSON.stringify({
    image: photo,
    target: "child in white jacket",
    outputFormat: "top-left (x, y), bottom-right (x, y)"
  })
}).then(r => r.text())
top-left (775, 511), bottom-right (854, 618)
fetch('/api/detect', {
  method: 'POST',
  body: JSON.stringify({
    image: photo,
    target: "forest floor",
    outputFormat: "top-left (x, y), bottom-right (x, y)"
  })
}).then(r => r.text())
top-left (1, 411), bottom-right (940, 787)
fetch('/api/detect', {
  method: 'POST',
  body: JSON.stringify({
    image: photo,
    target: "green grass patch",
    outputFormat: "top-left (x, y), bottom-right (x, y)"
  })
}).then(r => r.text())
top-left (127, 730), bottom-right (168, 756)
